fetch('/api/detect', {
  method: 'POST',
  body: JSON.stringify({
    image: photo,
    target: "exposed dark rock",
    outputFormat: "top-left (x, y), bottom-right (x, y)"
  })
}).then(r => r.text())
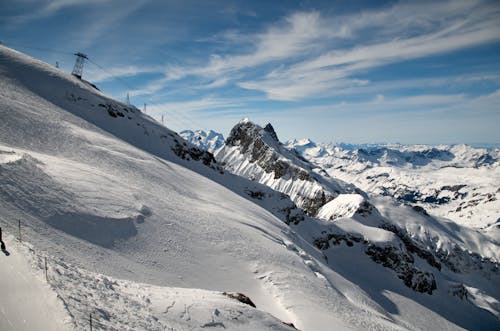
top-left (365, 244), bottom-right (437, 294)
top-left (313, 233), bottom-right (364, 250)
top-left (225, 121), bottom-right (336, 216)
top-left (436, 244), bottom-right (499, 275)
top-left (441, 184), bottom-right (467, 192)
top-left (449, 283), bottom-right (469, 300)
top-left (263, 123), bottom-right (279, 142)
top-left (222, 292), bottom-right (256, 308)
top-left (299, 190), bottom-right (334, 216)
top-left (423, 196), bottom-right (450, 204)
top-left (314, 226), bottom-right (438, 294)
top-left (379, 223), bottom-right (441, 270)
top-left (244, 189), bottom-right (265, 200)
top-left (280, 205), bottom-right (305, 225)
top-left (412, 205), bottom-right (429, 216)
top-left (356, 201), bottom-right (374, 216)
top-left (475, 153), bottom-right (496, 166)
top-left (97, 102), bottom-right (126, 118)
top-left (282, 321), bottom-right (298, 329)
top-left (171, 141), bottom-right (219, 170)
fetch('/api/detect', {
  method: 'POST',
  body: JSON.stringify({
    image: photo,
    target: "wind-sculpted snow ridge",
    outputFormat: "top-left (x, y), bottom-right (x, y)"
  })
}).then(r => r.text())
top-left (1, 45), bottom-right (500, 330)
top-left (217, 120), bottom-right (354, 216)
top-left (180, 129), bottom-right (225, 154)
top-left (286, 139), bottom-right (500, 230)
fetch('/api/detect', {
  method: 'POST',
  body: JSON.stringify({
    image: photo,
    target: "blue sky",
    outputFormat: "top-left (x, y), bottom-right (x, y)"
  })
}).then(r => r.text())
top-left (1, 0), bottom-right (500, 145)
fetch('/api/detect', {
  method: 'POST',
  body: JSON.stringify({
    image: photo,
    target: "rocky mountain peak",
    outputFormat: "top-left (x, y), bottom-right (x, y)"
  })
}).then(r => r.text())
top-left (219, 120), bottom-right (350, 216)
top-left (264, 123), bottom-right (279, 142)
top-left (226, 120), bottom-right (280, 149)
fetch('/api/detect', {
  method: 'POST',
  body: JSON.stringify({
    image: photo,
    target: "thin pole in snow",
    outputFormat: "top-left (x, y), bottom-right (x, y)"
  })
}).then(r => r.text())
top-left (18, 220), bottom-right (21, 242)
top-left (90, 313), bottom-right (92, 331)
top-left (45, 257), bottom-right (48, 282)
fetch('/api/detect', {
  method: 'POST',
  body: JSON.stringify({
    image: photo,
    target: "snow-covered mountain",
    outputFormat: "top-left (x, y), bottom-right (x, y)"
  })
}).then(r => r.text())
top-left (180, 129), bottom-right (225, 154)
top-left (1, 45), bottom-right (499, 331)
top-left (216, 120), bottom-right (352, 216)
top-left (286, 139), bottom-right (500, 230)
top-left (206, 120), bottom-right (498, 326)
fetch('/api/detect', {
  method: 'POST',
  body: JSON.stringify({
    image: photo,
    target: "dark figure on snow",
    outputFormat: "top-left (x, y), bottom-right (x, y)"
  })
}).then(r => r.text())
top-left (0, 226), bottom-right (5, 250)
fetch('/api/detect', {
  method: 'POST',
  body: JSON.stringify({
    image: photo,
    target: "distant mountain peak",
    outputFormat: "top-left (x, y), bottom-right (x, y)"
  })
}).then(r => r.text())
top-left (179, 129), bottom-right (225, 154)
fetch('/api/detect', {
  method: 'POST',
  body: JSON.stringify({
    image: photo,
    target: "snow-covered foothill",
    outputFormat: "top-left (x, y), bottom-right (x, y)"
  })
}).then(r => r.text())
top-left (286, 139), bottom-right (499, 230)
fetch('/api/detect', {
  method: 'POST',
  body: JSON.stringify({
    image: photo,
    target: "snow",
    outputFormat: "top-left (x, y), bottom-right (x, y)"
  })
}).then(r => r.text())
top-left (0, 150), bottom-right (22, 164)
top-left (1, 45), bottom-right (499, 331)
top-left (317, 194), bottom-right (366, 220)
top-left (0, 45), bottom-right (369, 330)
top-left (287, 139), bottom-right (499, 230)
top-left (0, 235), bottom-right (71, 331)
top-left (466, 286), bottom-right (500, 319)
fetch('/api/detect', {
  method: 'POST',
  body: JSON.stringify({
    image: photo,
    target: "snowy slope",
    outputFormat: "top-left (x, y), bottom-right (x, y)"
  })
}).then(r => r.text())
top-left (0, 45), bottom-right (388, 330)
top-left (1, 45), bottom-right (499, 330)
top-left (287, 139), bottom-right (500, 230)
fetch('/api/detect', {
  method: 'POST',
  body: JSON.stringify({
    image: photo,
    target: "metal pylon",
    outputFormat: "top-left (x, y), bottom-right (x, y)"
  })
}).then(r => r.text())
top-left (72, 52), bottom-right (88, 79)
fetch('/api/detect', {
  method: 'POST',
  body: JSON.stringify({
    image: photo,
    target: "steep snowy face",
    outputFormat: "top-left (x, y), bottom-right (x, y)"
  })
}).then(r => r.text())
top-left (287, 139), bottom-right (500, 230)
top-left (218, 120), bottom-right (349, 216)
top-left (180, 129), bottom-right (225, 154)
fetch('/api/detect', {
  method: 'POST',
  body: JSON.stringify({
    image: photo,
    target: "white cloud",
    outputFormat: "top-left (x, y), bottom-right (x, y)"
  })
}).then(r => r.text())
top-left (165, 11), bottom-right (331, 81)
top-left (238, 1), bottom-right (500, 100)
top-left (125, 1), bottom-right (500, 100)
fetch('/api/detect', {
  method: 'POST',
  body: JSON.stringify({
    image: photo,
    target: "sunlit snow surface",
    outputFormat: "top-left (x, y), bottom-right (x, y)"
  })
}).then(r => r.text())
top-left (0, 45), bottom-right (499, 330)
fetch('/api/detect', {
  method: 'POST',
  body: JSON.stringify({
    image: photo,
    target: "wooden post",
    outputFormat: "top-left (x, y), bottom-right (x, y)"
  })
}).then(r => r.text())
top-left (18, 220), bottom-right (21, 242)
top-left (90, 313), bottom-right (92, 331)
top-left (45, 257), bottom-right (48, 282)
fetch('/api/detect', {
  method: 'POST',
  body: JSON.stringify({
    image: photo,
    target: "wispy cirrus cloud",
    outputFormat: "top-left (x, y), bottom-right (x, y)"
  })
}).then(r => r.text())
top-left (4, 0), bottom-right (113, 26)
top-left (128, 0), bottom-right (500, 103)
top-left (237, 1), bottom-right (500, 100)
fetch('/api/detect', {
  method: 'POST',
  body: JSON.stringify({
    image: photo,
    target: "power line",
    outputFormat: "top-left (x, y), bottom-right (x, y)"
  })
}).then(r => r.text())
top-left (86, 57), bottom-right (135, 91)
top-left (1, 41), bottom-right (204, 130)
top-left (0, 41), bottom-right (73, 56)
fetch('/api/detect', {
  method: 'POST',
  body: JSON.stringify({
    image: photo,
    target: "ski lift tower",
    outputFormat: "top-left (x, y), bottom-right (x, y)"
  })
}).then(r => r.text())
top-left (71, 52), bottom-right (88, 79)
